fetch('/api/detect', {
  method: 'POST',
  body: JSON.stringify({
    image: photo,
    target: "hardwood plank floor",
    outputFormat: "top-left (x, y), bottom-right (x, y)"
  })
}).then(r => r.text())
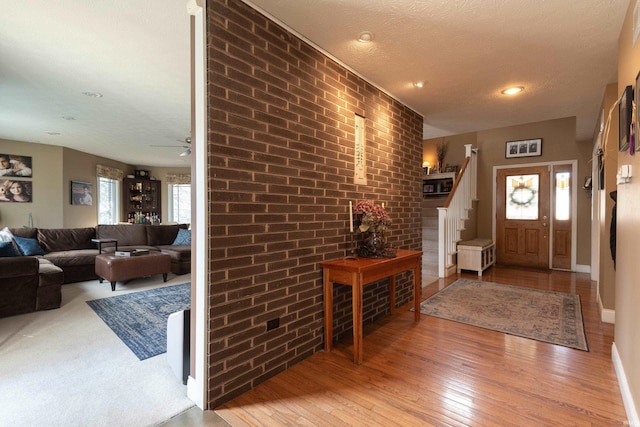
top-left (215, 266), bottom-right (628, 426)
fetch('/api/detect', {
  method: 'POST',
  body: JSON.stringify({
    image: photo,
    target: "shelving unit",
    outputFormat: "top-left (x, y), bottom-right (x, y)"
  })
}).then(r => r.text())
top-left (123, 177), bottom-right (161, 223)
top-left (422, 172), bottom-right (456, 197)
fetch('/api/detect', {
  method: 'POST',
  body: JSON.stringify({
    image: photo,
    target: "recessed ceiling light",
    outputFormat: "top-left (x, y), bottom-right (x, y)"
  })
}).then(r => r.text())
top-left (413, 81), bottom-right (426, 88)
top-left (501, 86), bottom-right (524, 95)
top-left (82, 91), bottom-right (103, 98)
top-left (357, 31), bottom-right (374, 43)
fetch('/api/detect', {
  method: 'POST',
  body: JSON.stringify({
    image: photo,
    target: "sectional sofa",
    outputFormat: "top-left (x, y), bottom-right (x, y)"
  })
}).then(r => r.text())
top-left (0, 224), bottom-right (191, 318)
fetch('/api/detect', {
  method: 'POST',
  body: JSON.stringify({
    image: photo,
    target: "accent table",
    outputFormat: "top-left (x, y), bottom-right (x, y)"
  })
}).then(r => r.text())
top-left (320, 249), bottom-right (422, 364)
top-left (91, 238), bottom-right (118, 254)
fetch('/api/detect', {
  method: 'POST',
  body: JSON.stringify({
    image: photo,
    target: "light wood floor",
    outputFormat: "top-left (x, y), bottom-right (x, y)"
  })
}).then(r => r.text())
top-left (214, 266), bottom-right (628, 426)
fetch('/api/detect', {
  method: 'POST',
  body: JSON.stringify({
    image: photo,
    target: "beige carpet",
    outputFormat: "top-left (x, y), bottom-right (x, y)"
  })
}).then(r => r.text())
top-left (419, 278), bottom-right (588, 351)
top-left (0, 274), bottom-right (195, 427)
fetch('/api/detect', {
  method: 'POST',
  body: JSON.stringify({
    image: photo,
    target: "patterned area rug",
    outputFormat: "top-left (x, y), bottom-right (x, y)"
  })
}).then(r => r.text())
top-left (419, 278), bottom-right (588, 351)
top-left (87, 283), bottom-right (191, 360)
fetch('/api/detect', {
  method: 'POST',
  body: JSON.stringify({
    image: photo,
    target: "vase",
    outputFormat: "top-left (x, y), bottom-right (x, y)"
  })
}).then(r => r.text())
top-left (357, 231), bottom-right (387, 258)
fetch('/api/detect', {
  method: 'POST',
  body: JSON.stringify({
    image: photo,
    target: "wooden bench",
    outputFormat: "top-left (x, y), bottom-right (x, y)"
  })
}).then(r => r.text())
top-left (457, 238), bottom-right (495, 277)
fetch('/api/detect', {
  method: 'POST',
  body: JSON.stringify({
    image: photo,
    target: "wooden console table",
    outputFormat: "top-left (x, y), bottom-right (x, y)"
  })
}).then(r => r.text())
top-left (320, 249), bottom-right (422, 364)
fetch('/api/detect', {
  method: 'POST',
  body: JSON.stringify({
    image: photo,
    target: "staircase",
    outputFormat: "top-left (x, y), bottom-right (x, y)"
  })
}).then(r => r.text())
top-left (432, 144), bottom-right (478, 277)
top-left (422, 196), bottom-right (444, 276)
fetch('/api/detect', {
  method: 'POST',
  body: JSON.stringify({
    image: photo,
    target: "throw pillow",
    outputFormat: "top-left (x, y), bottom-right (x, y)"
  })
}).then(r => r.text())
top-left (172, 228), bottom-right (191, 246)
top-left (0, 241), bottom-right (20, 257)
top-left (12, 235), bottom-right (46, 256)
top-left (0, 226), bottom-right (14, 242)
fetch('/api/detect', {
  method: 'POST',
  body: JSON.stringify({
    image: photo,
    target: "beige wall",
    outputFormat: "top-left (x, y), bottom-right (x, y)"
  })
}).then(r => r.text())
top-left (614, 0), bottom-right (640, 420)
top-left (597, 83), bottom-right (619, 311)
top-left (0, 139), bottom-right (63, 228)
top-left (425, 116), bottom-right (592, 266)
top-left (0, 139), bottom-right (189, 228)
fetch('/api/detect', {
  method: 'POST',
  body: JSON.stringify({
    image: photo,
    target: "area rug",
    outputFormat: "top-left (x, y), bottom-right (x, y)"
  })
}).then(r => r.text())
top-left (418, 278), bottom-right (588, 351)
top-left (86, 283), bottom-right (191, 360)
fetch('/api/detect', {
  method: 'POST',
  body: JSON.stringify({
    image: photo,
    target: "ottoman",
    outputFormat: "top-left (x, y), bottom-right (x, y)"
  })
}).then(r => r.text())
top-left (95, 252), bottom-right (171, 291)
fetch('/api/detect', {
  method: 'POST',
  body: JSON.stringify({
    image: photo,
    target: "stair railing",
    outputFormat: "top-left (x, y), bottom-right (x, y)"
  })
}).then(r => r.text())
top-left (436, 144), bottom-right (478, 277)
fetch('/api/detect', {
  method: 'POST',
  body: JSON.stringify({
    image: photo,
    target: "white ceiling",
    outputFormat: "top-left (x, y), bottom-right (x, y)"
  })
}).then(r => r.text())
top-left (247, 0), bottom-right (629, 142)
top-left (0, 0), bottom-right (191, 167)
top-left (0, 0), bottom-right (630, 167)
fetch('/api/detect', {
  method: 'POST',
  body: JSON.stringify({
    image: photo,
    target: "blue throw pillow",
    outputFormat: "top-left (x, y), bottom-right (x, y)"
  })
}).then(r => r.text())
top-left (13, 236), bottom-right (46, 256)
top-left (172, 228), bottom-right (191, 246)
top-left (0, 241), bottom-right (20, 257)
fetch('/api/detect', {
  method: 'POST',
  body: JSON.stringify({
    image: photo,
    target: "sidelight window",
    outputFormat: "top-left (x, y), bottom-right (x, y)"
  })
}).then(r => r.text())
top-left (555, 172), bottom-right (570, 221)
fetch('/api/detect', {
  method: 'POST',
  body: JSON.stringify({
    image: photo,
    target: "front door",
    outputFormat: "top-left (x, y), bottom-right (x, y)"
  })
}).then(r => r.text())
top-left (496, 166), bottom-right (550, 269)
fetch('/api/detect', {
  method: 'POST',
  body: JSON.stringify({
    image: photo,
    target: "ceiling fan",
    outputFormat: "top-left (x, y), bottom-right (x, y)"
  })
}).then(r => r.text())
top-left (150, 137), bottom-right (191, 156)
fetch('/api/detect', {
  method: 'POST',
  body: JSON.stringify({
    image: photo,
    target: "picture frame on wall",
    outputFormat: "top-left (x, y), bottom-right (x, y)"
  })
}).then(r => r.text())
top-left (619, 85), bottom-right (633, 152)
top-left (0, 179), bottom-right (32, 203)
top-left (505, 138), bottom-right (542, 158)
top-left (0, 154), bottom-right (32, 177)
top-left (71, 181), bottom-right (93, 206)
top-left (635, 71), bottom-right (640, 153)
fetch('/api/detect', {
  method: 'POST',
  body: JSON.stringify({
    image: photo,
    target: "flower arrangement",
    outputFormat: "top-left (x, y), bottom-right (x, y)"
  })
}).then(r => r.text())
top-left (353, 200), bottom-right (391, 233)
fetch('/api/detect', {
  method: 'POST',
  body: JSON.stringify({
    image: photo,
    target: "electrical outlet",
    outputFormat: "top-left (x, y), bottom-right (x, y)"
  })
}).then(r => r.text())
top-left (266, 318), bottom-right (280, 331)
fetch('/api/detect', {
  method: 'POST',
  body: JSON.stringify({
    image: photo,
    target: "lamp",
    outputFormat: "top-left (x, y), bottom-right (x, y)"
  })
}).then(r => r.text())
top-left (422, 161), bottom-right (431, 175)
top-left (179, 148), bottom-right (191, 157)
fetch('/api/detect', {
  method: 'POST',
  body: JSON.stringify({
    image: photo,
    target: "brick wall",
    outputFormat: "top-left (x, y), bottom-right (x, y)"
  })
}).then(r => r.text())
top-left (208, 0), bottom-right (424, 406)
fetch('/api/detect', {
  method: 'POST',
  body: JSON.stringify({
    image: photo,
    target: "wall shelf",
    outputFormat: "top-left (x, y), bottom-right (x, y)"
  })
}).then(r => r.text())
top-left (422, 172), bottom-right (456, 197)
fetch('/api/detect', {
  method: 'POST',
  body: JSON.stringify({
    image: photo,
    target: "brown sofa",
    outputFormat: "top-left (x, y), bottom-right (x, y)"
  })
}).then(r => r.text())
top-left (0, 224), bottom-right (190, 318)
top-left (0, 256), bottom-right (64, 318)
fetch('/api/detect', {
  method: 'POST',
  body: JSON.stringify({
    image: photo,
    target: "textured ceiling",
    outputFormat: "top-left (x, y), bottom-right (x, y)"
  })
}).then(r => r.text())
top-left (0, 0), bottom-right (191, 167)
top-left (248, 0), bottom-right (629, 142)
top-left (0, 1), bottom-right (630, 167)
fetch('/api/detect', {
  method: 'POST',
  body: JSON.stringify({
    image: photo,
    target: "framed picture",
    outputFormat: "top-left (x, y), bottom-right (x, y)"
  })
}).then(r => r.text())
top-left (0, 179), bottom-right (32, 203)
top-left (423, 184), bottom-right (435, 193)
top-left (506, 139), bottom-right (542, 158)
top-left (635, 71), bottom-right (640, 153)
top-left (619, 85), bottom-right (633, 152)
top-left (0, 153), bottom-right (32, 177)
top-left (71, 181), bottom-right (93, 206)
top-left (444, 165), bottom-right (459, 173)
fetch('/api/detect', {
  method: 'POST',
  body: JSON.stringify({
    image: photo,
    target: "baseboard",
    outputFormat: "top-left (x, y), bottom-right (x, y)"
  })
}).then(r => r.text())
top-left (598, 297), bottom-right (616, 324)
top-left (612, 343), bottom-right (640, 426)
top-left (575, 264), bottom-right (590, 273)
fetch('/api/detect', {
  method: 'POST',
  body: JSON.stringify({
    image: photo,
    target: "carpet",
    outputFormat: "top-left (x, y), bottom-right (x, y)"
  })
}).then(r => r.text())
top-left (86, 283), bottom-right (191, 360)
top-left (419, 278), bottom-right (588, 351)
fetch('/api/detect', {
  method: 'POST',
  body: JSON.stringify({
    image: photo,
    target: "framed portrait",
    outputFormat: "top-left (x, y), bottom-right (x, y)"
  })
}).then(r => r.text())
top-left (506, 138), bottom-right (542, 158)
top-left (71, 181), bottom-right (93, 206)
top-left (619, 85), bottom-right (633, 152)
top-left (0, 154), bottom-right (32, 177)
top-left (0, 179), bottom-right (32, 203)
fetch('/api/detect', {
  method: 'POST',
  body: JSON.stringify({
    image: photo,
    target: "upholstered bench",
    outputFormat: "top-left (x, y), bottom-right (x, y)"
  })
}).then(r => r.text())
top-left (457, 238), bottom-right (495, 277)
top-left (95, 252), bottom-right (171, 291)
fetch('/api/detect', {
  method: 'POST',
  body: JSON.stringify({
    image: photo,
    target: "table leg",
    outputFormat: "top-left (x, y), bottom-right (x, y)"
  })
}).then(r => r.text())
top-left (413, 265), bottom-right (420, 322)
top-left (388, 275), bottom-right (396, 313)
top-left (323, 269), bottom-right (333, 352)
top-left (352, 272), bottom-right (363, 364)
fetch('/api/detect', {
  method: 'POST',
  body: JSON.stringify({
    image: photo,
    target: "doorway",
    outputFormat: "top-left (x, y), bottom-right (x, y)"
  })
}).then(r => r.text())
top-left (494, 162), bottom-right (576, 270)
